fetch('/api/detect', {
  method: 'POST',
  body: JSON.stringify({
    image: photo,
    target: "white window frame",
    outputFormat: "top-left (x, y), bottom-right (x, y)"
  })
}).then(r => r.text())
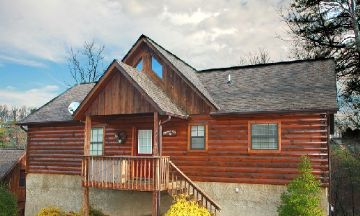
top-left (138, 129), bottom-right (153, 155)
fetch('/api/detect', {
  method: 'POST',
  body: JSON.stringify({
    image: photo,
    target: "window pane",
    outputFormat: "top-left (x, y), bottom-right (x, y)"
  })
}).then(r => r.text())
top-left (251, 123), bottom-right (278, 150)
top-left (98, 129), bottom-right (103, 142)
top-left (191, 137), bottom-right (205, 149)
top-left (191, 126), bottom-right (198, 136)
top-left (151, 56), bottom-right (163, 78)
top-left (138, 129), bottom-right (152, 154)
top-left (136, 58), bottom-right (143, 71)
top-left (197, 126), bottom-right (205, 136)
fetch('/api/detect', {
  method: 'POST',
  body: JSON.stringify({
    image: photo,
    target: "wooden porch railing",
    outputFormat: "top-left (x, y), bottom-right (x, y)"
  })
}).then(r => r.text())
top-left (168, 161), bottom-right (221, 215)
top-left (81, 156), bottom-right (221, 215)
top-left (82, 156), bottom-right (170, 191)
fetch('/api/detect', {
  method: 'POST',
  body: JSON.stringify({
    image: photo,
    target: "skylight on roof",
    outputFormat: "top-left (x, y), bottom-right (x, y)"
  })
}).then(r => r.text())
top-left (136, 58), bottom-right (143, 71)
top-left (151, 56), bottom-right (163, 79)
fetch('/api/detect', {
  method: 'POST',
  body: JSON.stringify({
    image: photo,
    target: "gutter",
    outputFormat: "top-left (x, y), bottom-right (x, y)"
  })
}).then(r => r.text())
top-left (210, 108), bottom-right (339, 116)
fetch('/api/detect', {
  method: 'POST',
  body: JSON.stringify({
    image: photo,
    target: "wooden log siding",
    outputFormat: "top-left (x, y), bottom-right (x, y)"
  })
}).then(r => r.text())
top-left (162, 113), bottom-right (329, 186)
top-left (85, 69), bottom-right (156, 116)
top-left (27, 113), bottom-right (329, 185)
top-left (27, 124), bottom-right (85, 175)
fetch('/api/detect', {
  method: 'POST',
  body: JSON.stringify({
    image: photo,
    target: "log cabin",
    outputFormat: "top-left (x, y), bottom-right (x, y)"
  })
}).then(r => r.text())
top-left (19, 35), bottom-right (337, 216)
top-left (0, 149), bottom-right (26, 215)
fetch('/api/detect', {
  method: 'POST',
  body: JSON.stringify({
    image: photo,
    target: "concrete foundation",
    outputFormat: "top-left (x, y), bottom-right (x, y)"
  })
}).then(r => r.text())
top-left (196, 181), bottom-right (329, 216)
top-left (25, 174), bottom-right (172, 216)
top-left (25, 174), bottom-right (329, 216)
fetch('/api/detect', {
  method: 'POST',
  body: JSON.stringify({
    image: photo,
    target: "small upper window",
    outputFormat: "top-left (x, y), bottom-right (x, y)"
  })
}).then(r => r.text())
top-left (136, 58), bottom-right (143, 71)
top-left (151, 56), bottom-right (163, 79)
top-left (190, 125), bottom-right (206, 150)
top-left (90, 127), bottom-right (104, 156)
top-left (250, 123), bottom-right (279, 150)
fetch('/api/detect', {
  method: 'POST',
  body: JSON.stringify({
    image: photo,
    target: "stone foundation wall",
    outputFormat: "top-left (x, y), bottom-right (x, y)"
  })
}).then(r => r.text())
top-left (25, 173), bottom-right (329, 216)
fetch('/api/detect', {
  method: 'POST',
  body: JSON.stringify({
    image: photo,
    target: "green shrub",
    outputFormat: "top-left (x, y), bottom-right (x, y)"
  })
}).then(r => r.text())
top-left (165, 194), bottom-right (211, 216)
top-left (277, 156), bottom-right (324, 216)
top-left (0, 184), bottom-right (17, 216)
top-left (89, 206), bottom-right (108, 216)
top-left (65, 212), bottom-right (82, 216)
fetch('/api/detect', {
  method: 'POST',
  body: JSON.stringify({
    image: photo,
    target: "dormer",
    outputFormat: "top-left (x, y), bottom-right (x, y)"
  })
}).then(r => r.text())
top-left (122, 35), bottom-right (219, 114)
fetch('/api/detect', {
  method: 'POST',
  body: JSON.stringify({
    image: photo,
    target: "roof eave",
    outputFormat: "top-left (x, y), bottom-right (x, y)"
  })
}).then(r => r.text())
top-left (210, 108), bottom-right (338, 116)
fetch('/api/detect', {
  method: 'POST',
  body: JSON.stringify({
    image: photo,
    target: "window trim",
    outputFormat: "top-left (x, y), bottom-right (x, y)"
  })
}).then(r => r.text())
top-left (90, 126), bottom-right (105, 156)
top-left (248, 121), bottom-right (281, 153)
top-left (187, 124), bottom-right (208, 152)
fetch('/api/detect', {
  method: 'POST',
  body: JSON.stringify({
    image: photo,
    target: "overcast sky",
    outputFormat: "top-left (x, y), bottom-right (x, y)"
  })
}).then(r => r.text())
top-left (0, 0), bottom-right (292, 108)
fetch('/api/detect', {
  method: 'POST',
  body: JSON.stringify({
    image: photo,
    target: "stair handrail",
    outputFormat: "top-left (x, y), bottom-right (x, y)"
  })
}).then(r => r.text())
top-left (168, 161), bottom-right (221, 212)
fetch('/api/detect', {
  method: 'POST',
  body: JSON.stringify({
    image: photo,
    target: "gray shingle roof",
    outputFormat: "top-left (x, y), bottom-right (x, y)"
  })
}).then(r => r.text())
top-left (19, 83), bottom-right (95, 124)
top-left (19, 37), bottom-right (338, 125)
top-left (116, 61), bottom-right (187, 117)
top-left (0, 149), bottom-right (24, 180)
top-left (197, 59), bottom-right (338, 113)
top-left (143, 36), bottom-right (220, 109)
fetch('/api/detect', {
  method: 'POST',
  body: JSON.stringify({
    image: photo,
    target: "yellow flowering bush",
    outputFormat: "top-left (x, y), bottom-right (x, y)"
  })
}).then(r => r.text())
top-left (37, 207), bottom-right (64, 216)
top-left (37, 206), bottom-right (106, 216)
top-left (165, 194), bottom-right (211, 216)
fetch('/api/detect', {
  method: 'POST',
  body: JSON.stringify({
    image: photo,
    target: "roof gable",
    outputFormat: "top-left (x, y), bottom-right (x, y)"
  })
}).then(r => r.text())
top-left (74, 60), bottom-right (186, 119)
top-left (122, 35), bottom-right (219, 111)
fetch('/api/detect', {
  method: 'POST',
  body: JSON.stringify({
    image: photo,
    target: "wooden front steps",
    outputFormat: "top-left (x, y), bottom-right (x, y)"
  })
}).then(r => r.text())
top-left (82, 156), bottom-right (221, 215)
top-left (167, 161), bottom-right (221, 215)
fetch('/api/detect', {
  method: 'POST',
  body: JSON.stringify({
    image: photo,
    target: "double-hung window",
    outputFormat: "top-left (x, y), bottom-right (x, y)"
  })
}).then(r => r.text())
top-left (189, 125), bottom-right (207, 150)
top-left (90, 127), bottom-right (104, 156)
top-left (249, 122), bottom-right (281, 152)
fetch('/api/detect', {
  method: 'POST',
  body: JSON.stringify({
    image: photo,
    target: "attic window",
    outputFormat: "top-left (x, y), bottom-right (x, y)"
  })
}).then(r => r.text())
top-left (136, 58), bottom-right (143, 71)
top-left (151, 56), bottom-right (163, 78)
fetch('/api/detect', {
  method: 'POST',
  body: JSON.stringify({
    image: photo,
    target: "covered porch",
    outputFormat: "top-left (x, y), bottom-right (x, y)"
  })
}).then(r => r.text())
top-left (72, 61), bottom-right (220, 215)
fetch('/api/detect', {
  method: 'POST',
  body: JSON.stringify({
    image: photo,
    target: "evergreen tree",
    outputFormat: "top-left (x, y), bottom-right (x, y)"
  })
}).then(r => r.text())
top-left (277, 156), bottom-right (324, 216)
top-left (283, 0), bottom-right (360, 126)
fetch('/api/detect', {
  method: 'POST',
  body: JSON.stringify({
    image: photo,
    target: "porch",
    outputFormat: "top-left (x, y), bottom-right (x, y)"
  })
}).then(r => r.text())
top-left (81, 155), bottom-right (221, 215)
top-left (80, 113), bottom-right (220, 216)
top-left (82, 156), bottom-right (170, 191)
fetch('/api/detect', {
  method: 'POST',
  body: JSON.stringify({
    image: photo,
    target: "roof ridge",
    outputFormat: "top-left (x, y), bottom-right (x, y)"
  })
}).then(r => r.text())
top-left (141, 35), bottom-right (198, 71)
top-left (198, 58), bottom-right (335, 73)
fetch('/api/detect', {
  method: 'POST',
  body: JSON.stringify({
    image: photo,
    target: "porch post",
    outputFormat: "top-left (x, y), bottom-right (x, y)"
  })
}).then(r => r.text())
top-left (153, 112), bottom-right (159, 156)
top-left (152, 112), bottom-right (160, 216)
top-left (82, 115), bottom-right (91, 216)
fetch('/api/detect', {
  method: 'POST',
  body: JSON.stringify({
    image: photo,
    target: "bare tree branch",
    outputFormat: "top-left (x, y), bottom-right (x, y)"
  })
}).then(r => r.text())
top-left (66, 40), bottom-right (105, 84)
